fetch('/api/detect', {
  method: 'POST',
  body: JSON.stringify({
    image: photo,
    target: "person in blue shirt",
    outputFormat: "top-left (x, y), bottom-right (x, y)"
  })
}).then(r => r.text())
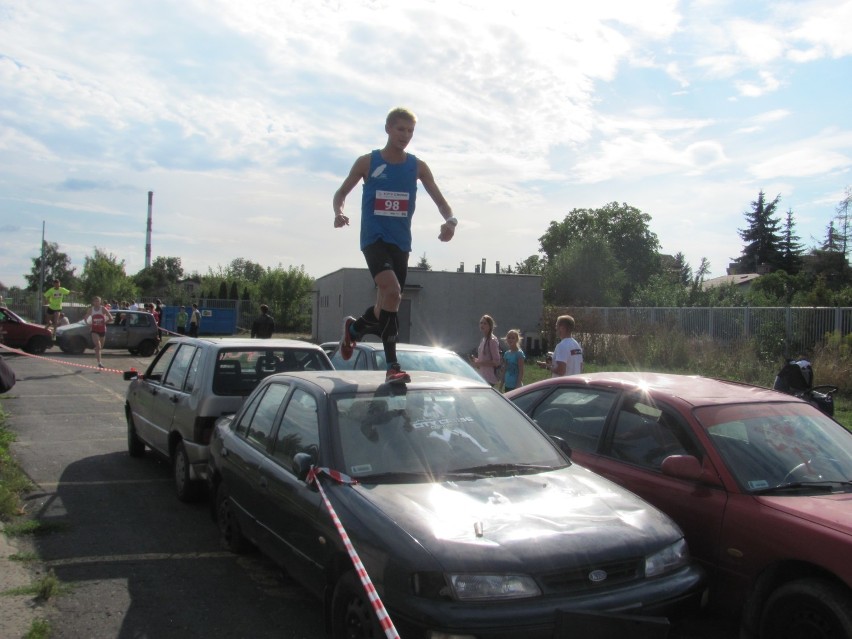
top-left (332, 107), bottom-right (458, 383)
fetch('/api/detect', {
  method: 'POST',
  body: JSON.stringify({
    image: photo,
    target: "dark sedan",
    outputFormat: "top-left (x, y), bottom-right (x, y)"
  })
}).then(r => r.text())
top-left (208, 370), bottom-right (705, 639)
top-left (508, 372), bottom-right (852, 639)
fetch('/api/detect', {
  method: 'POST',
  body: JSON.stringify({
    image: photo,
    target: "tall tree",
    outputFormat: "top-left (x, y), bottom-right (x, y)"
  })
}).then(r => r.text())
top-left (80, 248), bottom-right (137, 300)
top-left (543, 238), bottom-right (626, 306)
top-left (257, 265), bottom-right (314, 332)
top-left (415, 253), bottom-right (432, 270)
top-left (133, 256), bottom-right (184, 296)
top-left (25, 241), bottom-right (77, 291)
top-left (835, 186), bottom-right (851, 278)
top-left (538, 202), bottom-right (660, 303)
top-left (778, 208), bottom-right (804, 274)
top-left (736, 191), bottom-right (784, 272)
top-left (513, 255), bottom-right (545, 275)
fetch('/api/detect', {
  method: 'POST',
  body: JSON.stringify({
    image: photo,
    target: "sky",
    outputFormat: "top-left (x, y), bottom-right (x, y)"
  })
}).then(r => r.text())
top-left (1, 0), bottom-right (851, 291)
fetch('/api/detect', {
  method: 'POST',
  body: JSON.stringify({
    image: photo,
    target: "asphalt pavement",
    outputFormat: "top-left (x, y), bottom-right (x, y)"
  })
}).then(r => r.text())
top-left (1, 349), bottom-right (738, 639)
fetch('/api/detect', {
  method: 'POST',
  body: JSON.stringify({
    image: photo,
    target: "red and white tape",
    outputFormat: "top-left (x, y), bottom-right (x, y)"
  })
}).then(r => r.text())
top-left (307, 466), bottom-right (400, 639)
top-left (0, 344), bottom-right (125, 374)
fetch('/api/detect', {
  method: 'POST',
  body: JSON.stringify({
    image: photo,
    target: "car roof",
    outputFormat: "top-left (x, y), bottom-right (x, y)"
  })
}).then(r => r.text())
top-left (262, 370), bottom-right (490, 394)
top-left (351, 341), bottom-right (460, 354)
top-left (168, 336), bottom-right (325, 350)
top-left (532, 371), bottom-right (798, 408)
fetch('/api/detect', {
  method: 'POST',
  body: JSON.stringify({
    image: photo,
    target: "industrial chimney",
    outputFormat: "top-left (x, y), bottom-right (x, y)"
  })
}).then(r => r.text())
top-left (145, 191), bottom-right (153, 269)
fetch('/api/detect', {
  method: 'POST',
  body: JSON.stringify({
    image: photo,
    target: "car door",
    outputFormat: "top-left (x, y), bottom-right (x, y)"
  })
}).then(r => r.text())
top-left (131, 344), bottom-right (181, 454)
top-left (0, 309), bottom-right (25, 348)
top-left (259, 386), bottom-right (329, 597)
top-left (526, 385), bottom-right (617, 457)
top-left (220, 382), bottom-right (291, 550)
top-left (160, 343), bottom-right (200, 440)
top-left (592, 393), bottom-right (728, 575)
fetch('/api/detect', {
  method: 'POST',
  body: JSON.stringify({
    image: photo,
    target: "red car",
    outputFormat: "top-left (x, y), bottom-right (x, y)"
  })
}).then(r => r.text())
top-left (0, 306), bottom-right (53, 354)
top-left (508, 372), bottom-right (852, 639)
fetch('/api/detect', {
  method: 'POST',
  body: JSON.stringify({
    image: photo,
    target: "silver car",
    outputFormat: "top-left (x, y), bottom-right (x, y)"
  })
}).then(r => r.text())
top-left (55, 310), bottom-right (160, 356)
top-left (124, 337), bottom-right (333, 501)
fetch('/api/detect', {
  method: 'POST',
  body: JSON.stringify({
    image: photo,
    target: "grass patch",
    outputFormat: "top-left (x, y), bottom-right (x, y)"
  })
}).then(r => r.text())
top-left (25, 618), bottom-right (52, 639)
top-left (0, 405), bottom-right (35, 522)
top-left (3, 519), bottom-right (69, 537)
top-left (8, 551), bottom-right (39, 562)
top-left (1, 570), bottom-right (67, 601)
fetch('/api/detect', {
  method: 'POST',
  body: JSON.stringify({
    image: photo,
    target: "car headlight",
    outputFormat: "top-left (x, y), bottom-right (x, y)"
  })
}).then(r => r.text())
top-left (645, 538), bottom-right (690, 578)
top-left (448, 574), bottom-right (541, 600)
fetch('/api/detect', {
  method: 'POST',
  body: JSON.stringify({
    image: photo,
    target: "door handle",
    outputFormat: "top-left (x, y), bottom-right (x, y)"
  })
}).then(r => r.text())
top-left (258, 477), bottom-right (268, 489)
top-left (221, 447), bottom-right (229, 457)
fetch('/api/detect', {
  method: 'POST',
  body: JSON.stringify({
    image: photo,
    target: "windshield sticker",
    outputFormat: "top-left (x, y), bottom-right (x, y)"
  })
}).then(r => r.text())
top-left (351, 464), bottom-right (373, 475)
top-left (748, 479), bottom-right (769, 490)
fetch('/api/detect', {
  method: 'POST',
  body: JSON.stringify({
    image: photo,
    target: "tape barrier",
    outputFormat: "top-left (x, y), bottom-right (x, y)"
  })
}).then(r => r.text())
top-left (306, 466), bottom-right (400, 639)
top-left (0, 343), bottom-right (127, 375)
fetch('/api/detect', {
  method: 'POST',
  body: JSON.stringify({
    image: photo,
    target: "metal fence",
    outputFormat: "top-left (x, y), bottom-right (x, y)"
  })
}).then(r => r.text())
top-left (549, 306), bottom-right (852, 358)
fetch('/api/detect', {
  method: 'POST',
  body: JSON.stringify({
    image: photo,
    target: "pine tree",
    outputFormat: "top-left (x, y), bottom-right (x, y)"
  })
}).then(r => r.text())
top-left (736, 191), bottom-right (784, 272)
top-left (778, 208), bottom-right (804, 274)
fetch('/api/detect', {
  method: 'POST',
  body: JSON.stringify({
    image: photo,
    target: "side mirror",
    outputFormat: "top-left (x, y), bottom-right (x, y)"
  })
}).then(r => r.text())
top-left (293, 452), bottom-right (315, 481)
top-left (549, 435), bottom-right (573, 458)
top-left (661, 455), bottom-right (703, 481)
top-left (123, 370), bottom-right (139, 381)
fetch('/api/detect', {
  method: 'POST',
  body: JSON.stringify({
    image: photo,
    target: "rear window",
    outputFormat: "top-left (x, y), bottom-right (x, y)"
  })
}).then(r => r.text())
top-left (212, 347), bottom-right (331, 396)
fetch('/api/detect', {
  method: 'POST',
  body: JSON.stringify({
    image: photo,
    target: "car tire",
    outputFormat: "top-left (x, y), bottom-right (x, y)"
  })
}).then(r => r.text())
top-left (216, 482), bottom-right (249, 554)
top-left (126, 410), bottom-right (145, 458)
top-left (331, 571), bottom-right (383, 639)
top-left (68, 336), bottom-right (87, 354)
top-left (173, 440), bottom-right (201, 502)
top-left (25, 335), bottom-right (52, 355)
top-left (759, 578), bottom-right (852, 639)
top-left (137, 339), bottom-right (157, 357)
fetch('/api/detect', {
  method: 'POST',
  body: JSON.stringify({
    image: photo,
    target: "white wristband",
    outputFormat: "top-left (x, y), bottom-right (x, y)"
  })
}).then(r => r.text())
top-left (444, 216), bottom-right (458, 226)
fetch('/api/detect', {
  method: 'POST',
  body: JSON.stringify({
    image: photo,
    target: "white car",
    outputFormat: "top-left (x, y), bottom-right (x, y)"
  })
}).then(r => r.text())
top-left (326, 341), bottom-right (486, 382)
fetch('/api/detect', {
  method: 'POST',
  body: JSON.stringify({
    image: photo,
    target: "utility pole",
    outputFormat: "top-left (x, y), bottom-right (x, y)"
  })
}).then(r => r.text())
top-left (145, 191), bottom-right (153, 269)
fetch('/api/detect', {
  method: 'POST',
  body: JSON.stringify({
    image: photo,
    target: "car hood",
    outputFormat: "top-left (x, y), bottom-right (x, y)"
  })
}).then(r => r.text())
top-left (758, 493), bottom-right (852, 536)
top-left (345, 465), bottom-right (681, 570)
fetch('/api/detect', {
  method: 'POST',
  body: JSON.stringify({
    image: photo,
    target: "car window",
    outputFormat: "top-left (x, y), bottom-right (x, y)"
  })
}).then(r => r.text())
top-left (395, 351), bottom-right (483, 381)
top-left (330, 348), bottom-right (362, 370)
top-left (147, 343), bottom-right (179, 381)
top-left (606, 396), bottom-right (697, 470)
top-left (234, 388), bottom-right (264, 437)
top-left (163, 345), bottom-right (197, 391)
top-left (531, 387), bottom-right (616, 453)
top-left (183, 348), bottom-right (202, 393)
top-left (272, 388), bottom-right (319, 472)
top-left (245, 383), bottom-right (290, 450)
top-left (215, 348), bottom-right (331, 396)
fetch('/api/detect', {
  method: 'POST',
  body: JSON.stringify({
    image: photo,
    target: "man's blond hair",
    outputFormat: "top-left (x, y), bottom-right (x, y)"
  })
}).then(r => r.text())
top-left (386, 107), bottom-right (417, 127)
top-left (556, 315), bottom-right (575, 332)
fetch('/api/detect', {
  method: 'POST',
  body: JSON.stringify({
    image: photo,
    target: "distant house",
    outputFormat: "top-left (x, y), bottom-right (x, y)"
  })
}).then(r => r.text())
top-left (178, 278), bottom-right (202, 297)
top-left (313, 268), bottom-right (545, 356)
top-left (701, 272), bottom-right (762, 292)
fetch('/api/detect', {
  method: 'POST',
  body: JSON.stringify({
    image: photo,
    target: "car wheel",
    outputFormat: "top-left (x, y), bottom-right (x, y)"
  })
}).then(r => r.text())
top-left (137, 339), bottom-right (157, 357)
top-left (126, 410), bottom-right (145, 458)
top-left (67, 336), bottom-right (87, 354)
top-left (173, 440), bottom-right (200, 502)
top-left (25, 335), bottom-right (52, 354)
top-left (331, 571), bottom-right (384, 639)
top-left (216, 482), bottom-right (249, 554)
top-left (759, 578), bottom-right (852, 639)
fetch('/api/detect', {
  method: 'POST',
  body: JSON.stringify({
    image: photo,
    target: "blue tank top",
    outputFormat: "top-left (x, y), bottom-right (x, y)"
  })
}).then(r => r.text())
top-left (360, 149), bottom-right (418, 252)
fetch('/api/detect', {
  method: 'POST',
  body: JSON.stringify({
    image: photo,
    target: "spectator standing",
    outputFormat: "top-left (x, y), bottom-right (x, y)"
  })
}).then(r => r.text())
top-left (251, 304), bottom-right (275, 339)
top-left (501, 329), bottom-right (526, 392)
top-left (83, 296), bottom-right (113, 369)
top-left (471, 314), bottom-right (501, 387)
top-left (332, 107), bottom-right (457, 384)
top-left (538, 315), bottom-right (583, 377)
top-left (189, 303), bottom-right (201, 337)
top-left (175, 305), bottom-right (188, 335)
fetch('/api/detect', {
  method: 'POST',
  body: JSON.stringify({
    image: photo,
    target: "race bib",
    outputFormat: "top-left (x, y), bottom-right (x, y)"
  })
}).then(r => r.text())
top-left (374, 190), bottom-right (409, 218)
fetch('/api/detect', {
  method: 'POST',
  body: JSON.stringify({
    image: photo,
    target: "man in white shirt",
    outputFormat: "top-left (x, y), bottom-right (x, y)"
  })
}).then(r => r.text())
top-left (538, 315), bottom-right (583, 376)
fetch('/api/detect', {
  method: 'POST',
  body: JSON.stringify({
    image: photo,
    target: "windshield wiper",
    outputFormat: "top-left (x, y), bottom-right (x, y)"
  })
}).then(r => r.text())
top-left (355, 471), bottom-right (435, 483)
top-left (452, 462), bottom-right (560, 476)
top-left (752, 480), bottom-right (852, 495)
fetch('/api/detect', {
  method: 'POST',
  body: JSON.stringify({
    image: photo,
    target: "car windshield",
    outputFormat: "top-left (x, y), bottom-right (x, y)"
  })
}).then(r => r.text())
top-left (334, 388), bottom-right (566, 481)
top-left (375, 350), bottom-right (484, 382)
top-left (694, 402), bottom-right (852, 493)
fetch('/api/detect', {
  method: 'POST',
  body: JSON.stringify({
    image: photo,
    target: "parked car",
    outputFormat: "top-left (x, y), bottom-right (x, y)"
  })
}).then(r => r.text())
top-left (55, 309), bottom-right (160, 356)
top-left (124, 337), bottom-right (333, 501)
top-left (326, 340), bottom-right (485, 382)
top-left (507, 372), bottom-right (852, 639)
top-left (0, 306), bottom-right (53, 354)
top-left (208, 370), bottom-right (706, 639)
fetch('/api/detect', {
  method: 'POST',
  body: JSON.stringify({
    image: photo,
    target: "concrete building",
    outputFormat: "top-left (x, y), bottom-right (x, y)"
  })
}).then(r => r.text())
top-left (313, 268), bottom-right (545, 356)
